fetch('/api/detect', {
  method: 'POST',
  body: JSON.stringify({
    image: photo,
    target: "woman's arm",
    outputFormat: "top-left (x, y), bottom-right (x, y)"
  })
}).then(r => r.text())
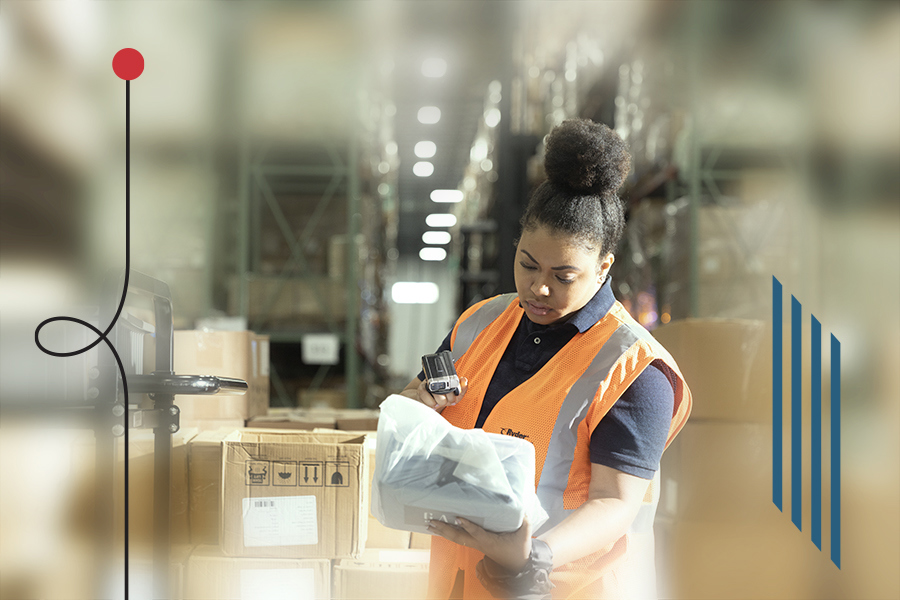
top-left (537, 462), bottom-right (650, 566)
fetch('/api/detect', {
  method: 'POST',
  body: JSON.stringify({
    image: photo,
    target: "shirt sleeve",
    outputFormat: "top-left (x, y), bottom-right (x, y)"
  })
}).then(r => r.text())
top-left (589, 359), bottom-right (675, 479)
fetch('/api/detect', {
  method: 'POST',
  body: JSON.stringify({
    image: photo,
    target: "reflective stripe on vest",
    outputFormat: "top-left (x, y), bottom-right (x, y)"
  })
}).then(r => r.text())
top-left (450, 294), bottom-right (515, 362)
top-left (535, 321), bottom-right (645, 534)
top-left (449, 296), bottom-right (677, 536)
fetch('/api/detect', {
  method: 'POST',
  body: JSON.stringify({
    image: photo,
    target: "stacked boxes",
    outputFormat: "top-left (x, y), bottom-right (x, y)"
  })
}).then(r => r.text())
top-left (173, 330), bottom-right (270, 430)
top-left (183, 414), bottom-right (432, 599)
top-left (652, 318), bottom-right (816, 598)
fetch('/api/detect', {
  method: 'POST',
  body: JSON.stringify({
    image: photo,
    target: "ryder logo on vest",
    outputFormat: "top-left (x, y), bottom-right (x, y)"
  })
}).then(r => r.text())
top-left (772, 276), bottom-right (841, 569)
top-left (499, 428), bottom-right (529, 440)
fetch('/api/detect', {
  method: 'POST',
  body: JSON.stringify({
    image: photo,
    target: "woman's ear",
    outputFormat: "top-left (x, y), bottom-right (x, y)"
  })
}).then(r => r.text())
top-left (598, 253), bottom-right (615, 282)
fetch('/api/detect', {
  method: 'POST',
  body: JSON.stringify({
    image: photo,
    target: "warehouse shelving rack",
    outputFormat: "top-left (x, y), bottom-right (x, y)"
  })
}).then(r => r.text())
top-left (676, 0), bottom-right (813, 320)
top-left (235, 136), bottom-right (362, 408)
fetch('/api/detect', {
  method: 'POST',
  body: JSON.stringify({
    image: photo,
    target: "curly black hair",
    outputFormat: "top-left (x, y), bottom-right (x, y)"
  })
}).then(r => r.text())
top-left (520, 119), bottom-right (631, 261)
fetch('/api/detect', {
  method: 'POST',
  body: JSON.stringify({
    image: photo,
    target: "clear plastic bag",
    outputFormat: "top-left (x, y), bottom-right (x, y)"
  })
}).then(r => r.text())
top-left (371, 394), bottom-right (548, 535)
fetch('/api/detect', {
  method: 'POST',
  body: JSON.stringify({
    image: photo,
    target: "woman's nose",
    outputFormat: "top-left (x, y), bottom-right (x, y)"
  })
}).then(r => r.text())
top-left (532, 278), bottom-right (550, 296)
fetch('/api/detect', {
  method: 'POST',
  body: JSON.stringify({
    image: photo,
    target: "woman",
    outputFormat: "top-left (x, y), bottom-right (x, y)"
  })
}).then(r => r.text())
top-left (401, 119), bottom-right (692, 600)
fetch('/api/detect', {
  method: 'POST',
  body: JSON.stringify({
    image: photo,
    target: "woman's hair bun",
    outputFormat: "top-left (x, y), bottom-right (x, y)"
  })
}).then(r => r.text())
top-left (543, 119), bottom-right (631, 195)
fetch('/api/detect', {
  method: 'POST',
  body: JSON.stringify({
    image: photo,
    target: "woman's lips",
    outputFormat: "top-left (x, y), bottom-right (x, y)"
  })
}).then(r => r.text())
top-left (525, 301), bottom-right (552, 316)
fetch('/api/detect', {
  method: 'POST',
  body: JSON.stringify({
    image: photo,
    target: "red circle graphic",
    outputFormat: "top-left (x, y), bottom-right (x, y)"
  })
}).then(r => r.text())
top-left (113, 48), bottom-right (144, 81)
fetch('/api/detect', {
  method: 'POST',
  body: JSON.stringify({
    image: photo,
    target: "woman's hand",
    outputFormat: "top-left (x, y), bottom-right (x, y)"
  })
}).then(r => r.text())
top-left (399, 377), bottom-right (468, 413)
top-left (427, 515), bottom-right (533, 572)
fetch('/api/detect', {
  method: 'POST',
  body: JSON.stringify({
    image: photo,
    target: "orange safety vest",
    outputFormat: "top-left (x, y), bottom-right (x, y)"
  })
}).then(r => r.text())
top-left (427, 294), bottom-right (691, 600)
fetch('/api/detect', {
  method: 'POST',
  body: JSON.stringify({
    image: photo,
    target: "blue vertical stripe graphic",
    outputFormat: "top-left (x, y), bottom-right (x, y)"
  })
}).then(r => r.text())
top-left (831, 335), bottom-right (841, 569)
top-left (772, 277), bottom-right (783, 511)
top-left (791, 296), bottom-right (802, 531)
top-left (773, 280), bottom-right (841, 567)
top-left (811, 316), bottom-right (822, 550)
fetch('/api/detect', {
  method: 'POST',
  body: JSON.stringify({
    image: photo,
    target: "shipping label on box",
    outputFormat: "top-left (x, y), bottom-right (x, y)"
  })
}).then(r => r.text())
top-left (221, 430), bottom-right (369, 559)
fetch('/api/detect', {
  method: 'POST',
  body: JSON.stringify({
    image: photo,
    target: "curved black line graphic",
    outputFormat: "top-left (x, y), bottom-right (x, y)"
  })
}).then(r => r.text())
top-left (33, 82), bottom-right (131, 399)
top-left (33, 77), bottom-right (132, 600)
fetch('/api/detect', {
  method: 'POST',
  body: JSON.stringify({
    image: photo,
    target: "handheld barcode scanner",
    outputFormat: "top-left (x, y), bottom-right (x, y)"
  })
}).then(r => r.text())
top-left (422, 350), bottom-right (461, 396)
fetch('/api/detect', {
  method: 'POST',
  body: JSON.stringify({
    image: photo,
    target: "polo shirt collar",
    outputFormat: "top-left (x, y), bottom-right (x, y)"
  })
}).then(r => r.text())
top-left (567, 275), bottom-right (616, 332)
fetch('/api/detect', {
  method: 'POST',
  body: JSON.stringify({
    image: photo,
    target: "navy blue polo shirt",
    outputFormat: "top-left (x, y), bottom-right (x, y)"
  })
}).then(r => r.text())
top-left (420, 278), bottom-right (674, 480)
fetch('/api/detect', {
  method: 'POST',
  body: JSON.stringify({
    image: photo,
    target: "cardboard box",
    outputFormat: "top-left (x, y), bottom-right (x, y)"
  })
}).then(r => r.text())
top-left (129, 544), bottom-right (192, 600)
top-left (189, 428), bottom-right (238, 546)
top-left (221, 430), bottom-right (369, 559)
top-left (659, 422), bottom-right (770, 522)
top-left (332, 549), bottom-right (429, 600)
top-left (250, 408), bottom-right (378, 431)
top-left (247, 409), bottom-right (338, 431)
top-left (184, 545), bottom-right (330, 600)
top-left (652, 318), bottom-right (767, 422)
top-left (665, 520), bottom-right (816, 600)
top-left (298, 388), bottom-right (347, 409)
top-left (250, 333), bottom-right (270, 413)
top-left (124, 428), bottom-right (197, 548)
top-left (228, 275), bottom-right (347, 327)
top-left (366, 516), bottom-right (411, 550)
top-left (181, 418), bottom-right (246, 432)
top-left (336, 409), bottom-right (380, 431)
top-left (174, 330), bottom-right (267, 421)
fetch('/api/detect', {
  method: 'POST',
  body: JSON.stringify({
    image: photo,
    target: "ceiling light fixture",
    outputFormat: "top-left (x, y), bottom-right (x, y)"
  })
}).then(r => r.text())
top-left (425, 213), bottom-right (457, 228)
top-left (391, 282), bottom-right (439, 304)
top-left (417, 106), bottom-right (441, 124)
top-left (419, 248), bottom-right (448, 261)
top-left (413, 161), bottom-right (434, 177)
top-left (415, 141), bottom-right (437, 158)
top-left (485, 108), bottom-right (501, 128)
top-left (422, 231), bottom-right (452, 245)
top-left (430, 189), bottom-right (464, 203)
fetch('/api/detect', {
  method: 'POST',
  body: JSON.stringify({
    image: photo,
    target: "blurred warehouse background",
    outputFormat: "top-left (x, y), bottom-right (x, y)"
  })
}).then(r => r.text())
top-left (0, 1), bottom-right (898, 599)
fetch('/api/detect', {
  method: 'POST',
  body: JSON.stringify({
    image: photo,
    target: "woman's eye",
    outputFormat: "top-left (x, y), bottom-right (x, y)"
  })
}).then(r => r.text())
top-left (520, 263), bottom-right (537, 271)
top-left (557, 277), bottom-right (575, 285)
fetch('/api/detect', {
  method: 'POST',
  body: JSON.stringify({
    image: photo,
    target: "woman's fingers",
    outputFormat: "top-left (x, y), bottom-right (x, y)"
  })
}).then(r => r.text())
top-left (455, 377), bottom-right (468, 403)
top-left (428, 516), bottom-right (533, 573)
top-left (427, 519), bottom-right (478, 548)
top-left (417, 377), bottom-right (468, 412)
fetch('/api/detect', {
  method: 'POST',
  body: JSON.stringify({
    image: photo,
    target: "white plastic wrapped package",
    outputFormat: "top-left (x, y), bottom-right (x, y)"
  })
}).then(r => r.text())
top-left (371, 394), bottom-right (549, 535)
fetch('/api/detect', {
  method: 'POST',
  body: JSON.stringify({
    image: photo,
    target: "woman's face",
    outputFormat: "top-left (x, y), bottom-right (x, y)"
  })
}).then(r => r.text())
top-left (514, 225), bottom-right (614, 325)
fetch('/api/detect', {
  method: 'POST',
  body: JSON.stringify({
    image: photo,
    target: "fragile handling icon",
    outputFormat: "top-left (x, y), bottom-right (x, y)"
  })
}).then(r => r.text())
top-left (246, 461), bottom-right (270, 486)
